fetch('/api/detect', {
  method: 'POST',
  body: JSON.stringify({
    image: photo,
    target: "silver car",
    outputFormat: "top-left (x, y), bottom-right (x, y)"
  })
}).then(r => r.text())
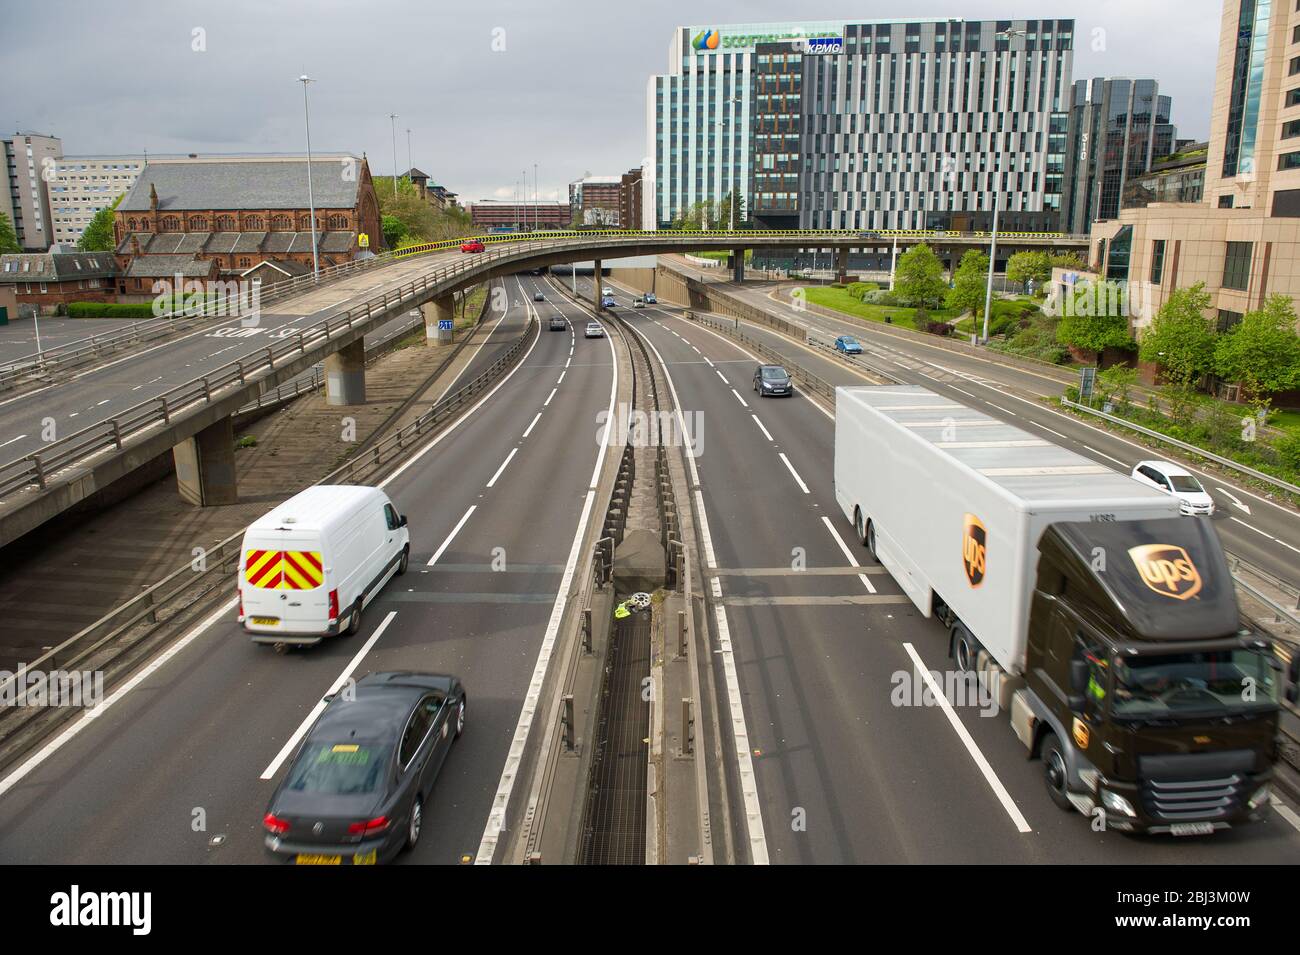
top-left (585, 321), bottom-right (605, 338)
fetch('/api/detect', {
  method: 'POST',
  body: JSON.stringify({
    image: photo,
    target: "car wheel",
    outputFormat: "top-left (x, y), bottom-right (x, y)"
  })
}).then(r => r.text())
top-left (405, 796), bottom-right (423, 851)
top-left (1041, 734), bottom-right (1074, 811)
top-left (344, 602), bottom-right (362, 637)
top-left (397, 546), bottom-right (409, 576)
top-left (454, 696), bottom-right (466, 739)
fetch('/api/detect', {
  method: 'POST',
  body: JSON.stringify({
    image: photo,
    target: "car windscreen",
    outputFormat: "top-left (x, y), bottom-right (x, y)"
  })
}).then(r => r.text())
top-left (761, 367), bottom-right (788, 380)
top-left (843, 338), bottom-right (859, 346)
top-left (1167, 475), bottom-right (1204, 493)
top-left (286, 741), bottom-right (389, 795)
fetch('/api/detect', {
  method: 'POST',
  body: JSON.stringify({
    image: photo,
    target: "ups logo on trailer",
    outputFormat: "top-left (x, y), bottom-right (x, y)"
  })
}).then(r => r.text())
top-left (1128, 544), bottom-right (1203, 600)
top-left (962, 514), bottom-right (987, 587)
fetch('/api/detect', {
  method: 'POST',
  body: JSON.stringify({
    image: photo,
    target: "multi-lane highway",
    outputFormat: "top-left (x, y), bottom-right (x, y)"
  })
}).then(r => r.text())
top-left (587, 275), bottom-right (1300, 863)
top-left (0, 275), bottom-right (617, 864)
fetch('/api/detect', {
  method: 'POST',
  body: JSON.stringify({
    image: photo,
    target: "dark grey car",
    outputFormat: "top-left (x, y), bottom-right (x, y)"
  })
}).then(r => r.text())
top-left (753, 364), bottom-right (793, 397)
top-left (263, 671), bottom-right (466, 864)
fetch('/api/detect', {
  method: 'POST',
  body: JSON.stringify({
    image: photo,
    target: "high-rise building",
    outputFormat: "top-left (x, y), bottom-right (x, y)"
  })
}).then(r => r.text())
top-left (1, 133), bottom-right (62, 250)
top-left (1060, 78), bottom-right (1177, 234)
top-left (646, 19), bottom-right (1075, 231)
top-left (1088, 0), bottom-right (1300, 371)
top-left (568, 176), bottom-right (622, 226)
top-left (48, 155), bottom-right (149, 245)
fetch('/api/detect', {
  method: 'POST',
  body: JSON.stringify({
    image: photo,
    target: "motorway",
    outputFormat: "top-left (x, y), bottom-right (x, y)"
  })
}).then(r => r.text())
top-left (0, 274), bottom-right (617, 864)
top-left (586, 275), bottom-right (1300, 863)
top-left (680, 269), bottom-right (1300, 592)
top-left (0, 251), bottom-right (465, 463)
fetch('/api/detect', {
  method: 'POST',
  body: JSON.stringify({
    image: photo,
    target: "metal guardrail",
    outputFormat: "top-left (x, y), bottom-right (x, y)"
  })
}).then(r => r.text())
top-left (1060, 398), bottom-right (1300, 498)
top-left (0, 315), bottom-right (538, 716)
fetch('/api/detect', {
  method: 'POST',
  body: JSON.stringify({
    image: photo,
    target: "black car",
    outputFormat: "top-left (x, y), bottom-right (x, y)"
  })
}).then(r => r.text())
top-left (533, 292), bottom-right (545, 302)
top-left (263, 671), bottom-right (466, 864)
top-left (753, 364), bottom-right (793, 397)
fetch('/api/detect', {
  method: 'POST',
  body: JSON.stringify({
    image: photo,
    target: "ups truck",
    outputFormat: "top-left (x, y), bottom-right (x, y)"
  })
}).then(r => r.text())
top-left (834, 385), bottom-right (1285, 834)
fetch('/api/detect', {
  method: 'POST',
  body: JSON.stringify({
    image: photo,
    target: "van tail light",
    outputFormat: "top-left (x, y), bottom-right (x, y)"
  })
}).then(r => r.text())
top-left (263, 813), bottom-right (290, 835)
top-left (328, 589), bottom-right (339, 622)
top-left (238, 591), bottom-right (243, 619)
top-left (348, 816), bottom-right (390, 835)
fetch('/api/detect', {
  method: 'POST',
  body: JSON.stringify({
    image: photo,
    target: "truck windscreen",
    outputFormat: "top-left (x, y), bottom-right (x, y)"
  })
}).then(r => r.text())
top-left (1109, 648), bottom-right (1278, 719)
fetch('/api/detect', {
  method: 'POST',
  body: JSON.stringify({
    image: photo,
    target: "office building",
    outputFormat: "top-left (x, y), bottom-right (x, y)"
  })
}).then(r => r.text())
top-left (646, 19), bottom-right (1075, 231)
top-left (48, 155), bottom-right (148, 245)
top-left (469, 200), bottom-right (569, 231)
top-left (2, 133), bottom-right (62, 250)
top-left (569, 176), bottom-right (623, 226)
top-left (1059, 78), bottom-right (1177, 234)
top-left (1122, 143), bottom-right (1207, 210)
top-left (619, 168), bottom-right (644, 229)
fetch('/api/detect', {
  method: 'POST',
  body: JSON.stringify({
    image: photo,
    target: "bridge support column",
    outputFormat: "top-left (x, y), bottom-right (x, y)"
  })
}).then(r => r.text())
top-left (173, 416), bottom-right (238, 507)
top-left (593, 258), bottom-right (603, 310)
top-left (422, 294), bottom-right (455, 343)
top-left (835, 247), bottom-right (849, 284)
top-left (324, 338), bottom-right (366, 406)
top-left (731, 249), bottom-right (745, 283)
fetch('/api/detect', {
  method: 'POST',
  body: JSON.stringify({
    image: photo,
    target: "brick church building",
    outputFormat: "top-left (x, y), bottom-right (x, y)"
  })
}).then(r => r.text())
top-left (112, 154), bottom-right (382, 297)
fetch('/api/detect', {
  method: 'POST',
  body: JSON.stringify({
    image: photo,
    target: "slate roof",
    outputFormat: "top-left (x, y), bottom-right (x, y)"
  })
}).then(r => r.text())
top-left (123, 255), bottom-right (218, 278)
top-left (242, 259), bottom-right (312, 278)
top-left (118, 157), bottom-right (364, 212)
top-left (0, 252), bottom-right (119, 283)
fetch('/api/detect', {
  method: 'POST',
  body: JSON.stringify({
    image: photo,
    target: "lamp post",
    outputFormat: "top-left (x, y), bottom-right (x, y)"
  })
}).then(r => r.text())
top-left (406, 128), bottom-right (412, 180)
top-left (388, 113), bottom-right (399, 197)
top-left (297, 74), bottom-right (319, 280)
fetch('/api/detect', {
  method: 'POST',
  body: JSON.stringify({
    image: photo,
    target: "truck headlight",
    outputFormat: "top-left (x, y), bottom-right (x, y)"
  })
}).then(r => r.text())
top-left (1100, 789), bottom-right (1137, 817)
top-left (1248, 784), bottom-right (1271, 810)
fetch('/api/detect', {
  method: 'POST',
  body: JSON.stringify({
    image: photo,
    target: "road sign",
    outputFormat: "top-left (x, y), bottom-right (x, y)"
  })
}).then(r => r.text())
top-left (1079, 366), bottom-right (1096, 401)
top-left (438, 319), bottom-right (453, 331)
top-left (359, 233), bottom-right (370, 249)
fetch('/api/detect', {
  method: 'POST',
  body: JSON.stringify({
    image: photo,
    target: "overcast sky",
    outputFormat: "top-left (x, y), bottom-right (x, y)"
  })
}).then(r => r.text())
top-left (4, 1), bottom-right (1220, 205)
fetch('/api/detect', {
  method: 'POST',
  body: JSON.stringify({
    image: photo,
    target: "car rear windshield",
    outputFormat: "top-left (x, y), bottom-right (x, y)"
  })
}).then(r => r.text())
top-left (1168, 475), bottom-right (1204, 493)
top-left (286, 742), bottom-right (388, 795)
top-left (761, 367), bottom-right (788, 379)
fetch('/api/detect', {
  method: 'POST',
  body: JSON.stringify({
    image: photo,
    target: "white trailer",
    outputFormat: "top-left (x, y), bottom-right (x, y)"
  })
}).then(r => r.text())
top-left (833, 385), bottom-right (1180, 676)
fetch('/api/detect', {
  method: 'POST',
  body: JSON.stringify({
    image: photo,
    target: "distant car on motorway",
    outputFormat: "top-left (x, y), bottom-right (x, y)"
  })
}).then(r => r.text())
top-left (601, 295), bottom-right (616, 308)
top-left (643, 292), bottom-right (657, 304)
top-left (460, 240), bottom-right (484, 253)
top-left (533, 292), bottom-right (545, 302)
top-left (601, 286), bottom-right (614, 296)
top-left (633, 298), bottom-right (645, 308)
top-left (834, 335), bottom-right (863, 355)
top-left (753, 364), bottom-right (793, 397)
top-left (1130, 460), bottom-right (1216, 515)
top-left (548, 315), bottom-right (566, 331)
top-left (585, 321), bottom-right (605, 338)
top-left (262, 671), bottom-right (466, 865)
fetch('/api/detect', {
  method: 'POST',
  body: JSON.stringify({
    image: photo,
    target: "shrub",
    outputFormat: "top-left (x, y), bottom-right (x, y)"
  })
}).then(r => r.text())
top-left (68, 302), bottom-right (158, 318)
top-left (1276, 430), bottom-right (1300, 472)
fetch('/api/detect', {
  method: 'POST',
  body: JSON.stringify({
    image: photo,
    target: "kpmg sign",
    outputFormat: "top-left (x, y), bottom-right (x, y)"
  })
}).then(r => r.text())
top-left (792, 36), bottom-right (844, 54)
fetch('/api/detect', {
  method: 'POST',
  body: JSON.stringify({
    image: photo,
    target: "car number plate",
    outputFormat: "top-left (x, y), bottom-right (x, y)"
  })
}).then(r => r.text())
top-left (251, 617), bottom-right (280, 626)
top-left (1169, 822), bottom-right (1214, 837)
top-left (295, 854), bottom-right (342, 865)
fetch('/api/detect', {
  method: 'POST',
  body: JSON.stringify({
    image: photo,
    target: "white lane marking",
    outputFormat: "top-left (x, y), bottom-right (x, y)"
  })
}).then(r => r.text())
top-left (751, 415), bottom-right (773, 442)
top-left (1030, 421), bottom-right (1069, 440)
top-left (1271, 794), bottom-right (1300, 834)
top-left (260, 611), bottom-right (399, 779)
top-left (716, 370), bottom-right (728, 384)
top-left (819, 515), bottom-right (877, 594)
top-left (427, 505), bottom-right (477, 565)
top-left (477, 307), bottom-right (618, 864)
top-left (704, 357), bottom-right (715, 368)
top-left (544, 387), bottom-right (557, 406)
top-left (0, 595), bottom-right (236, 799)
top-left (557, 371), bottom-right (566, 385)
top-left (902, 642), bottom-right (1032, 834)
top-left (630, 324), bottom-right (769, 864)
top-left (986, 402), bottom-right (1016, 417)
top-left (950, 386), bottom-right (977, 399)
top-left (485, 447), bottom-right (519, 488)
top-left (1082, 445), bottom-right (1127, 467)
top-left (522, 412), bottom-right (542, 438)
top-left (0, 434), bottom-right (27, 449)
top-left (564, 357), bottom-right (571, 369)
top-left (778, 452), bottom-right (809, 494)
top-left (730, 388), bottom-right (749, 408)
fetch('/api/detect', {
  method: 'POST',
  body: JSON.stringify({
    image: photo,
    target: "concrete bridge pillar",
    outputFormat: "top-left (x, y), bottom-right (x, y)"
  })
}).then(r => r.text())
top-left (174, 416), bottom-right (238, 506)
top-left (422, 294), bottom-right (455, 343)
top-left (835, 247), bottom-right (849, 284)
top-left (593, 259), bottom-right (603, 310)
top-left (730, 249), bottom-right (745, 283)
top-left (325, 338), bottom-right (366, 405)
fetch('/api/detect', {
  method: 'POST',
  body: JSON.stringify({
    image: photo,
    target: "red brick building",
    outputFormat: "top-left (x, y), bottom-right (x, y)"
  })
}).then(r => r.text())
top-left (0, 251), bottom-right (117, 313)
top-left (112, 154), bottom-right (382, 298)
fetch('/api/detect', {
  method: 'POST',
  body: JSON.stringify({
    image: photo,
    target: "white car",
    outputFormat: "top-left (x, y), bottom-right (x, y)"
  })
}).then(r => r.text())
top-left (585, 321), bottom-right (605, 338)
top-left (1130, 460), bottom-right (1215, 516)
top-left (601, 286), bottom-right (613, 296)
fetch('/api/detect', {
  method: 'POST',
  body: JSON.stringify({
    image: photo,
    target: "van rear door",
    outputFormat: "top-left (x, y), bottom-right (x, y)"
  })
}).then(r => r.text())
top-left (242, 533), bottom-right (329, 632)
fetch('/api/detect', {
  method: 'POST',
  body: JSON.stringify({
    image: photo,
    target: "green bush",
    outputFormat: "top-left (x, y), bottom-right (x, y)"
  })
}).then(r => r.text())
top-left (68, 302), bottom-right (158, 317)
top-left (1277, 431), bottom-right (1300, 471)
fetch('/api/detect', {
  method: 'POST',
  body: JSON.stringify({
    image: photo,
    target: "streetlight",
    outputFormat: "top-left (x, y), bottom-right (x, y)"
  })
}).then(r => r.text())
top-left (406, 128), bottom-right (412, 180)
top-left (388, 113), bottom-right (399, 197)
top-left (297, 74), bottom-right (319, 280)
top-left (982, 28), bottom-right (1028, 341)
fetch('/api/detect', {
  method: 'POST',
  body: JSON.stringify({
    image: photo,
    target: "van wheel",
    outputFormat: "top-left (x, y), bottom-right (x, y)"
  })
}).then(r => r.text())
top-left (344, 602), bottom-right (362, 637)
top-left (397, 546), bottom-right (409, 576)
top-left (952, 625), bottom-right (979, 673)
top-left (865, 520), bottom-right (878, 562)
top-left (1041, 734), bottom-right (1074, 811)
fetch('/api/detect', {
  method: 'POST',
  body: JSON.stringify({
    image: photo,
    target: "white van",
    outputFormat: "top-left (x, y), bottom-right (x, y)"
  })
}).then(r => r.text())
top-left (239, 485), bottom-right (410, 645)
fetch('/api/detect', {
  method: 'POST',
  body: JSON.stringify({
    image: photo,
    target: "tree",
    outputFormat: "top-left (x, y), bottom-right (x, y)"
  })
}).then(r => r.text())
top-left (0, 211), bottom-right (19, 253)
top-left (78, 194), bottom-right (124, 251)
top-left (1055, 281), bottom-right (1136, 361)
top-left (1137, 283), bottom-right (1216, 388)
top-left (381, 214), bottom-right (406, 249)
top-left (1097, 364), bottom-right (1138, 406)
top-left (1050, 252), bottom-right (1086, 271)
top-left (946, 249), bottom-right (990, 322)
top-left (892, 242), bottom-right (947, 308)
top-left (1006, 250), bottom-right (1051, 291)
top-left (1213, 294), bottom-right (1300, 409)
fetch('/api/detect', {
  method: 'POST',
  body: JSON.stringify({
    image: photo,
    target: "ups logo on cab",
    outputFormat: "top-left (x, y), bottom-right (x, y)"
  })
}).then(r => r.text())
top-left (1128, 544), bottom-right (1202, 600)
top-left (962, 514), bottom-right (987, 587)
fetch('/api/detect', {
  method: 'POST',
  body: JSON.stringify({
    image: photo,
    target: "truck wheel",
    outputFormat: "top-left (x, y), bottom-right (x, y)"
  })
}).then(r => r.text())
top-left (951, 625), bottom-right (979, 673)
top-left (1041, 734), bottom-right (1074, 811)
top-left (344, 602), bottom-right (362, 637)
top-left (865, 521), bottom-right (878, 562)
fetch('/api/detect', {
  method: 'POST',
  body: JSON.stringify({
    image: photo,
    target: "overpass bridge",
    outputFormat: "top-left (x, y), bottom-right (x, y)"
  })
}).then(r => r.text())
top-left (0, 227), bottom-right (1086, 548)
